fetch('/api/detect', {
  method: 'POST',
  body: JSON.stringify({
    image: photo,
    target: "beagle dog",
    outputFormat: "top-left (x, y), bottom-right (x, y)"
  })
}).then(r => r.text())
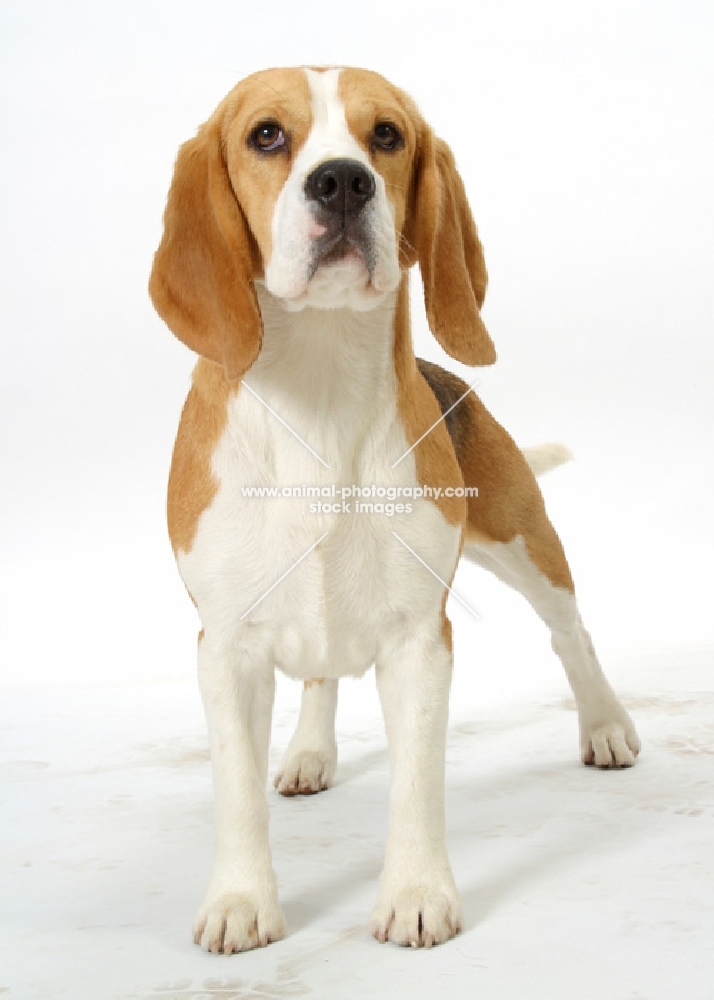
top-left (149, 66), bottom-right (640, 954)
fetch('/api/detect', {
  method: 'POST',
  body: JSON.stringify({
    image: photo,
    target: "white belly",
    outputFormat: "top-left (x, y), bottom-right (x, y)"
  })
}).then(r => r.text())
top-left (178, 382), bottom-right (461, 679)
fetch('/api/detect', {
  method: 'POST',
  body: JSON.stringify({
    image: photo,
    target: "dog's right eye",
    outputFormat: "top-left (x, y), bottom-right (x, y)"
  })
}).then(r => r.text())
top-left (250, 122), bottom-right (286, 153)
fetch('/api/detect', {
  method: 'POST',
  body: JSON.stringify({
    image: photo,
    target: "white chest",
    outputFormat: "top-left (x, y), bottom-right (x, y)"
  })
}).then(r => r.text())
top-left (178, 298), bottom-right (461, 679)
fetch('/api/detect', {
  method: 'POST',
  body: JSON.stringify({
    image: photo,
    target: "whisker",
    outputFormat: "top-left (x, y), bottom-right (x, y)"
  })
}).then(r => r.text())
top-left (398, 233), bottom-right (417, 258)
top-left (397, 246), bottom-right (413, 268)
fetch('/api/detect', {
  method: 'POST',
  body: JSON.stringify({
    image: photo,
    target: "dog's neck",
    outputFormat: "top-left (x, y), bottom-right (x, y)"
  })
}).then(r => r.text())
top-left (250, 281), bottom-right (408, 418)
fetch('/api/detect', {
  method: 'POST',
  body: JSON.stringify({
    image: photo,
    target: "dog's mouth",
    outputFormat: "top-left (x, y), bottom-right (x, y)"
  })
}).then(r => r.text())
top-left (321, 236), bottom-right (361, 265)
top-left (308, 226), bottom-right (376, 283)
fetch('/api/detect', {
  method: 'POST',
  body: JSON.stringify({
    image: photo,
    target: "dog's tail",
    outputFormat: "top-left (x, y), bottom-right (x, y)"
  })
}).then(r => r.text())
top-left (521, 442), bottom-right (573, 477)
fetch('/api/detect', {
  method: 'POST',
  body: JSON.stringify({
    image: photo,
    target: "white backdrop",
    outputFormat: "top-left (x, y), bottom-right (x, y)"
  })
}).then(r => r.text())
top-left (1, 3), bottom-right (713, 997)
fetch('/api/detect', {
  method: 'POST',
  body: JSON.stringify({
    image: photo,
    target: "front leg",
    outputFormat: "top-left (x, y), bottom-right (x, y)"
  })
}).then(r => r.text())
top-left (371, 624), bottom-right (461, 948)
top-left (193, 631), bottom-right (285, 954)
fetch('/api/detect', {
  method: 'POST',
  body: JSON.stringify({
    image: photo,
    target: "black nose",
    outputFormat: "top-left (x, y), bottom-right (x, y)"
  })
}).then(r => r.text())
top-left (305, 158), bottom-right (376, 217)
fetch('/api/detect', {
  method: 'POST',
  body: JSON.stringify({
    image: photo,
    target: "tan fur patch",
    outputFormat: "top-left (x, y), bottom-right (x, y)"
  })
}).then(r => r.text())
top-left (393, 280), bottom-right (466, 528)
top-left (303, 678), bottom-right (325, 689)
top-left (458, 392), bottom-right (574, 591)
top-left (167, 359), bottom-right (235, 555)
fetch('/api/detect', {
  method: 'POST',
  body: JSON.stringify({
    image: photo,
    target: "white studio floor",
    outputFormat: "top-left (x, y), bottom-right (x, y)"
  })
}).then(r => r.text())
top-left (2, 570), bottom-right (713, 1000)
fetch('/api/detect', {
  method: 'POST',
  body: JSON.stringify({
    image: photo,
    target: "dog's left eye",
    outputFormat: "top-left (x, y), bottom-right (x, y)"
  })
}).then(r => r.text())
top-left (372, 122), bottom-right (403, 152)
top-left (250, 122), bottom-right (287, 153)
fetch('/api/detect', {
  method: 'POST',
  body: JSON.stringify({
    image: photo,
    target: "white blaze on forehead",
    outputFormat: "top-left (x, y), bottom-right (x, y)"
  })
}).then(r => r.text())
top-left (264, 66), bottom-right (400, 308)
top-left (300, 68), bottom-right (367, 166)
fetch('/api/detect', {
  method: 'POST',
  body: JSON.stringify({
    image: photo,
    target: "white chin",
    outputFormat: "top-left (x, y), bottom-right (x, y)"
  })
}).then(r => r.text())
top-left (272, 258), bottom-right (391, 312)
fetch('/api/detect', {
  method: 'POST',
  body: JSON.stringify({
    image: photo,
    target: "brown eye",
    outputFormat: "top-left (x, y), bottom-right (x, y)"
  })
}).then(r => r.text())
top-left (372, 122), bottom-right (402, 152)
top-left (250, 122), bottom-right (286, 153)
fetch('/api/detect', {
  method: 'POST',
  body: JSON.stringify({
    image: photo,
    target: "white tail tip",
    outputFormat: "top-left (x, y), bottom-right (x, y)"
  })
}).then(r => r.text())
top-left (522, 442), bottom-right (573, 477)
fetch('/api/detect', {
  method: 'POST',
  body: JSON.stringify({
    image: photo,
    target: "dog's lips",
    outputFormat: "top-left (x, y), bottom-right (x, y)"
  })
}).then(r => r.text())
top-left (321, 236), bottom-right (363, 265)
top-left (308, 229), bottom-right (370, 282)
top-left (308, 221), bottom-right (374, 280)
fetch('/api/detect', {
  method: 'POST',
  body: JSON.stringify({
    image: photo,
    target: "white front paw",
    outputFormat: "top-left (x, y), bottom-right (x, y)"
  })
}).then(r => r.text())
top-left (193, 890), bottom-right (286, 954)
top-left (370, 876), bottom-right (462, 948)
top-left (580, 703), bottom-right (641, 768)
top-left (274, 746), bottom-right (337, 796)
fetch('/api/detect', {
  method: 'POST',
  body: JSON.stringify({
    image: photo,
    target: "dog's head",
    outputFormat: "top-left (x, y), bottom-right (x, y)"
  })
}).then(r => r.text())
top-left (150, 67), bottom-right (496, 379)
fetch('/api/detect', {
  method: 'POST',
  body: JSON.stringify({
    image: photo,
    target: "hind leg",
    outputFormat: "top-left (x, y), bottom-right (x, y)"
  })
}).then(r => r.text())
top-left (460, 398), bottom-right (640, 767)
top-left (274, 679), bottom-right (338, 795)
top-left (465, 533), bottom-right (639, 766)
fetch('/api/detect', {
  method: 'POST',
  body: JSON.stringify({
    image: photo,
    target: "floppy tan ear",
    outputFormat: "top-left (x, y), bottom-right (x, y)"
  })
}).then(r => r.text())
top-left (149, 116), bottom-right (263, 381)
top-left (405, 128), bottom-right (496, 366)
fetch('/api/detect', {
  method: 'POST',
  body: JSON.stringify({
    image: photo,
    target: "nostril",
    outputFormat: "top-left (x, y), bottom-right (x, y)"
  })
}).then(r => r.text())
top-left (318, 172), bottom-right (338, 199)
top-left (350, 168), bottom-right (375, 202)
